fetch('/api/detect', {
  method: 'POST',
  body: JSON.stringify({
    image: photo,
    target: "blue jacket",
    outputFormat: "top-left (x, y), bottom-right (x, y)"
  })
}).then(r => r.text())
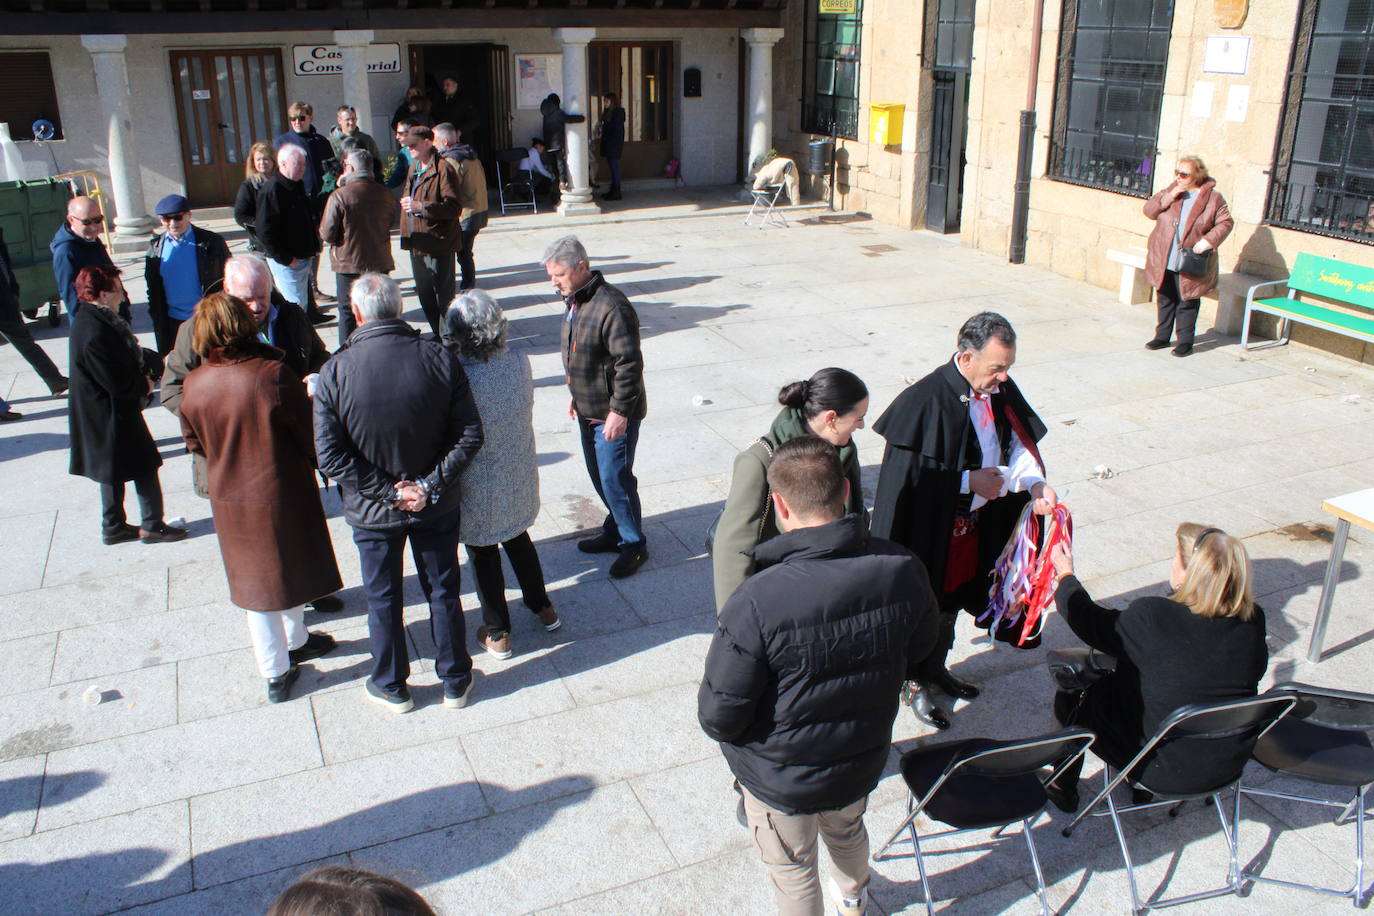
top-left (50, 222), bottom-right (114, 316)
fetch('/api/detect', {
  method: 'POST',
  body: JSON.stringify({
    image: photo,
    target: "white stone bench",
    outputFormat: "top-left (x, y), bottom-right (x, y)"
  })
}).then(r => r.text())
top-left (1106, 247), bottom-right (1150, 305)
top-left (1215, 268), bottom-right (1271, 336)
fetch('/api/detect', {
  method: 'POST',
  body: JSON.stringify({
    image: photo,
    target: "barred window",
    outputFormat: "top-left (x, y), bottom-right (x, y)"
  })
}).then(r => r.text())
top-left (1048, 0), bottom-right (1173, 197)
top-left (1268, 0), bottom-right (1374, 243)
top-left (802, 1), bottom-right (863, 140)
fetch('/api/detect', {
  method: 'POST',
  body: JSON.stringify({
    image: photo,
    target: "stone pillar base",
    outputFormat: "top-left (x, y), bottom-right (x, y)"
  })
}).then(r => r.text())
top-left (114, 215), bottom-right (157, 237)
top-left (558, 199), bottom-right (602, 217)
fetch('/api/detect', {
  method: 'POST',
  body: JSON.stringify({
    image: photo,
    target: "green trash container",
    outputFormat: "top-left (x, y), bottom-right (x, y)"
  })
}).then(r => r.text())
top-left (0, 177), bottom-right (72, 321)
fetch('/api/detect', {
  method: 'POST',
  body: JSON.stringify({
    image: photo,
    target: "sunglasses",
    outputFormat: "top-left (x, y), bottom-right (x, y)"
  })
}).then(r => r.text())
top-left (74, 216), bottom-right (103, 226)
top-left (159, 212), bottom-right (188, 222)
top-left (289, 116), bottom-right (310, 122)
top-left (1175, 170), bottom-right (1193, 177)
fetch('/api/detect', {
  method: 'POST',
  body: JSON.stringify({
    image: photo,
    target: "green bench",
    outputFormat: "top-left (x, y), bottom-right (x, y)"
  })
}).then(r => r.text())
top-left (1242, 252), bottom-right (1374, 350)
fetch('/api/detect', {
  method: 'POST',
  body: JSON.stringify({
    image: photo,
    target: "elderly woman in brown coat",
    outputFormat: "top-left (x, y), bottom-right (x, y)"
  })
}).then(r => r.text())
top-left (178, 293), bottom-right (342, 703)
top-left (1142, 155), bottom-right (1234, 357)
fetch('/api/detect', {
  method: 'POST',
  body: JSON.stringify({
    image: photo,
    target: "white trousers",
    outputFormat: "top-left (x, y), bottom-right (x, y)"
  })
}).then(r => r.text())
top-left (245, 606), bottom-right (307, 678)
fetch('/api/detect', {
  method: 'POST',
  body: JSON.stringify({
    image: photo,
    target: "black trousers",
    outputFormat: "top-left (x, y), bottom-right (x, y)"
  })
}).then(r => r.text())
top-left (910, 574), bottom-right (985, 683)
top-left (1154, 270), bottom-right (1201, 347)
top-left (465, 531), bottom-right (551, 636)
top-left (409, 250), bottom-right (455, 339)
top-left (153, 315), bottom-right (185, 358)
top-left (0, 315), bottom-right (65, 391)
top-left (99, 473), bottom-right (163, 534)
top-left (457, 214), bottom-right (487, 292)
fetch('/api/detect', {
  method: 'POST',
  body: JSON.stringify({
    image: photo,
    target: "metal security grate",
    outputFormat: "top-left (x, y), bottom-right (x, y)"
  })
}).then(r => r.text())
top-left (1048, 0), bottom-right (1174, 198)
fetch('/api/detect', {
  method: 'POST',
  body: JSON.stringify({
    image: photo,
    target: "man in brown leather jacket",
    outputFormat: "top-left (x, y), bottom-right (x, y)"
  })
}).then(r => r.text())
top-left (320, 148), bottom-right (399, 347)
top-left (398, 125), bottom-right (462, 338)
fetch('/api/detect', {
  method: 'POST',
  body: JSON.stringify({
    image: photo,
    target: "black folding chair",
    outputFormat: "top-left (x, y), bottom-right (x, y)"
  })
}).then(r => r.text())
top-left (1061, 692), bottom-right (1296, 914)
top-left (744, 160), bottom-right (792, 229)
top-left (873, 728), bottom-right (1096, 915)
top-left (1238, 682), bottom-right (1374, 906)
top-left (495, 147), bottom-right (537, 215)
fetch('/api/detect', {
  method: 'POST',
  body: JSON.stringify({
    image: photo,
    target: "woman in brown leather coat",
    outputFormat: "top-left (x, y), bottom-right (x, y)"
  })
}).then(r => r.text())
top-left (179, 293), bottom-right (341, 703)
top-left (1142, 155), bottom-right (1234, 357)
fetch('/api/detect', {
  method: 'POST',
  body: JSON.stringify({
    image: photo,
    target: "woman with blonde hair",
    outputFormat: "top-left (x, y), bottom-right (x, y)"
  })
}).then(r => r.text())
top-left (179, 292), bottom-right (341, 703)
top-left (1040, 522), bottom-right (1268, 811)
top-left (233, 141), bottom-right (276, 251)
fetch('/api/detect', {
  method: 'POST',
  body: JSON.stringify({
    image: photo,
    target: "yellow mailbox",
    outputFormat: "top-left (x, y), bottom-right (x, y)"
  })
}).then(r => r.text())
top-left (869, 103), bottom-right (904, 147)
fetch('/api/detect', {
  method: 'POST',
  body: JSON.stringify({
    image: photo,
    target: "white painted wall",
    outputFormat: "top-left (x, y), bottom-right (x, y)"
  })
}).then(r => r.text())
top-left (1, 25), bottom-right (741, 210)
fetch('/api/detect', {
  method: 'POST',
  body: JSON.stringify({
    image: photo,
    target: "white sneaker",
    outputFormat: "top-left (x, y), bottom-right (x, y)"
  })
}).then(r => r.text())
top-left (831, 882), bottom-right (867, 916)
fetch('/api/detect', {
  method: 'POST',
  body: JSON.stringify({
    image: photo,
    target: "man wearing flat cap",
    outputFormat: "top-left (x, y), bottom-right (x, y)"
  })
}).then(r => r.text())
top-left (144, 194), bottom-right (230, 355)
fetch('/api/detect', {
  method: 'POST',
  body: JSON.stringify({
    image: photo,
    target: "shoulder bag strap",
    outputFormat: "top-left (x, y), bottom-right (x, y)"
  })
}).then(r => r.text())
top-left (757, 436), bottom-right (776, 540)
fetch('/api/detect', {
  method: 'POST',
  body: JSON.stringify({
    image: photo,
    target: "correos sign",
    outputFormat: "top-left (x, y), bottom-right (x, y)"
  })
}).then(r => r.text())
top-left (293, 44), bottom-right (402, 76)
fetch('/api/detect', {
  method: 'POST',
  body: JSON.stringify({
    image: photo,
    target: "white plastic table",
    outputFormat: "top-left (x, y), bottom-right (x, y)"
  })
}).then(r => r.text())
top-left (1309, 488), bottom-right (1374, 662)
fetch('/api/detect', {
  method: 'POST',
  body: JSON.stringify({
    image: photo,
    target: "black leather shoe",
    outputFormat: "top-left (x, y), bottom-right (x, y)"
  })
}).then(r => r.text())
top-left (910, 688), bottom-right (951, 730)
top-left (1144, 339), bottom-right (1170, 350)
top-left (931, 671), bottom-right (980, 700)
top-left (1172, 343), bottom-right (1193, 357)
top-left (267, 665), bottom-right (300, 703)
top-left (288, 631), bottom-right (336, 666)
top-left (102, 523), bottom-right (140, 545)
top-left (307, 306), bottom-right (333, 326)
top-left (306, 595), bottom-right (343, 613)
top-left (1044, 779), bottom-right (1080, 814)
top-left (140, 521), bottom-right (188, 544)
top-left (610, 544), bottom-right (649, 579)
top-left (577, 532), bottom-right (620, 554)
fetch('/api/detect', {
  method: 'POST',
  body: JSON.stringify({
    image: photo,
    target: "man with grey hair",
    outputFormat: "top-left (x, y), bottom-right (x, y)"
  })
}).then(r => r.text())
top-left (314, 272), bottom-right (484, 713)
top-left (257, 144), bottom-right (324, 322)
top-left (545, 234), bottom-right (649, 579)
top-left (320, 148), bottom-right (399, 347)
top-left (870, 311), bottom-right (1059, 731)
top-left (434, 122), bottom-right (488, 291)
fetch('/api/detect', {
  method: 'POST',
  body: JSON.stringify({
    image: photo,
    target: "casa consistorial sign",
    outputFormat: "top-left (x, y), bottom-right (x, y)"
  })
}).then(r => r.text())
top-left (293, 43), bottom-right (402, 76)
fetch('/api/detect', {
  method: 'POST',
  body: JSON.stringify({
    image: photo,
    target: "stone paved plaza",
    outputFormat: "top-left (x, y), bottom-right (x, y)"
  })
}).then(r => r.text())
top-left (2, 190), bottom-right (1374, 914)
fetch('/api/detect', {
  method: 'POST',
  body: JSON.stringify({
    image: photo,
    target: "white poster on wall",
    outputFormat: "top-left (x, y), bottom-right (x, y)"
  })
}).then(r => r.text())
top-left (516, 54), bottom-right (563, 109)
top-left (1202, 35), bottom-right (1250, 75)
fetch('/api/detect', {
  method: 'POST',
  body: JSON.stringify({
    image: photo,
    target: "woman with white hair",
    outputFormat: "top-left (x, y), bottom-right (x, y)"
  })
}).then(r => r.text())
top-left (444, 289), bottom-right (559, 659)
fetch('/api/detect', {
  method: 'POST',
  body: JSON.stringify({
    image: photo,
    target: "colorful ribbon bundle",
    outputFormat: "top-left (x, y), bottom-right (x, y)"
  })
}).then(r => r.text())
top-left (981, 503), bottom-right (1074, 647)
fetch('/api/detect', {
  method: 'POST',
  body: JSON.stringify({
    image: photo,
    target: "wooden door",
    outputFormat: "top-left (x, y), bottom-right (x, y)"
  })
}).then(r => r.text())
top-left (170, 49), bottom-right (288, 206)
top-left (589, 42), bottom-right (674, 180)
top-left (409, 43), bottom-right (512, 187)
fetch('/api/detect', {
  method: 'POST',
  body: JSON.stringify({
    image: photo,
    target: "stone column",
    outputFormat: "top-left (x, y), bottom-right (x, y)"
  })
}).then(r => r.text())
top-left (553, 27), bottom-right (600, 217)
top-left (334, 30), bottom-right (375, 141)
top-left (81, 34), bottom-right (155, 237)
top-left (740, 28), bottom-right (784, 182)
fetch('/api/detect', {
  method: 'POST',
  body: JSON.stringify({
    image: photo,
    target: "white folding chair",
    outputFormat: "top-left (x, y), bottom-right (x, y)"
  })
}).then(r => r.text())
top-left (745, 160), bottom-right (792, 229)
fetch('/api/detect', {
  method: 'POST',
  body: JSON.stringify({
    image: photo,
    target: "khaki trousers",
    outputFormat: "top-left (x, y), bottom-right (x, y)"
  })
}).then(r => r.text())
top-left (741, 785), bottom-right (870, 916)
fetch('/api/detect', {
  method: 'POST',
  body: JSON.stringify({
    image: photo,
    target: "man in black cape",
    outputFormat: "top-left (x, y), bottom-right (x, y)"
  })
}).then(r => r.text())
top-left (870, 312), bottom-right (1058, 729)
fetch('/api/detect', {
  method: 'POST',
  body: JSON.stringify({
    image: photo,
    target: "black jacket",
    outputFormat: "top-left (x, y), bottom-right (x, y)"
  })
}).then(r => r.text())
top-left (143, 225), bottom-right (231, 325)
top-left (314, 319), bottom-right (484, 531)
top-left (68, 304), bottom-right (160, 484)
top-left (50, 222), bottom-right (114, 316)
top-left (540, 94), bottom-right (567, 151)
top-left (255, 174), bottom-right (321, 266)
top-left (1056, 576), bottom-right (1269, 795)
top-left (699, 514), bottom-right (939, 814)
top-left (233, 179), bottom-right (265, 251)
top-left (599, 107), bottom-right (626, 161)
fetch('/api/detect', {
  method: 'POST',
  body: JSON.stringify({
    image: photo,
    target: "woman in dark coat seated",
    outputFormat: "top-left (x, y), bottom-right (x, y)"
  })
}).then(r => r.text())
top-left (68, 264), bottom-right (185, 545)
top-left (178, 293), bottom-right (342, 703)
top-left (1044, 522), bottom-right (1268, 811)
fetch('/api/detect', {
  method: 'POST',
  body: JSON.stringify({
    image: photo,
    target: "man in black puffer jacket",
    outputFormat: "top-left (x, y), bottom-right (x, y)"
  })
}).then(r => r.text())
top-left (315, 273), bottom-right (484, 715)
top-left (699, 436), bottom-right (938, 916)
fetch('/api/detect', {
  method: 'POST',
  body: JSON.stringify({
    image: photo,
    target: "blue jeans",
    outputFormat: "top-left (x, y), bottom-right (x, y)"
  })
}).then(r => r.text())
top-left (577, 415), bottom-right (644, 548)
top-left (269, 257), bottom-right (314, 308)
top-left (351, 512), bottom-right (472, 695)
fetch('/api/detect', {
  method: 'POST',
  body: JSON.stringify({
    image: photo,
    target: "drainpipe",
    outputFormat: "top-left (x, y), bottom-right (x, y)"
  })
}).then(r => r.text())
top-left (1008, 0), bottom-right (1045, 263)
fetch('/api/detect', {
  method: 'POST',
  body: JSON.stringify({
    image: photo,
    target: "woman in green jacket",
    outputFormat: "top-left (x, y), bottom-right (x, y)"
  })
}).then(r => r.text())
top-left (711, 367), bottom-right (869, 611)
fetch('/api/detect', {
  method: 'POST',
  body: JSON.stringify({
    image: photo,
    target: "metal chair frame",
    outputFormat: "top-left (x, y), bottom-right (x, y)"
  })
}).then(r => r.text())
top-left (496, 148), bottom-right (538, 215)
top-left (1061, 693), bottom-right (1296, 914)
top-left (744, 160), bottom-right (792, 229)
top-left (1237, 682), bottom-right (1374, 907)
top-left (873, 729), bottom-right (1096, 915)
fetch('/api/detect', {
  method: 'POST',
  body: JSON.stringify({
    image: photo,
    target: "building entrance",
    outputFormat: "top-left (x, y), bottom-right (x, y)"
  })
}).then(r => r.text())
top-left (588, 41), bottom-right (675, 181)
top-left (169, 49), bottom-right (288, 206)
top-left (409, 43), bottom-right (512, 188)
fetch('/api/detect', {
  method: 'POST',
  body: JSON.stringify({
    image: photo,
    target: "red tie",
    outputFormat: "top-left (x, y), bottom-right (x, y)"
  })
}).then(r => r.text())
top-left (971, 392), bottom-right (993, 431)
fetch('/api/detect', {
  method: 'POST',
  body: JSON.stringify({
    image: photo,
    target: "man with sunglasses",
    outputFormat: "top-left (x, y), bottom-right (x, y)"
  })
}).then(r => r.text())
top-left (51, 196), bottom-right (124, 321)
top-left (143, 194), bottom-right (230, 356)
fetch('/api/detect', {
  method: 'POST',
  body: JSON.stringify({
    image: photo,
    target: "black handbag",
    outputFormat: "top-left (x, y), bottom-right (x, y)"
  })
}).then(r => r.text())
top-left (1046, 647), bottom-right (1117, 693)
top-left (1178, 246), bottom-right (1213, 277)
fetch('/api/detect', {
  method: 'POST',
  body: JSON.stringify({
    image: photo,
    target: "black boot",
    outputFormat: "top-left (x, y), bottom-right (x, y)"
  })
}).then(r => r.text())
top-left (910, 686), bottom-right (951, 730)
top-left (931, 670), bottom-right (980, 699)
